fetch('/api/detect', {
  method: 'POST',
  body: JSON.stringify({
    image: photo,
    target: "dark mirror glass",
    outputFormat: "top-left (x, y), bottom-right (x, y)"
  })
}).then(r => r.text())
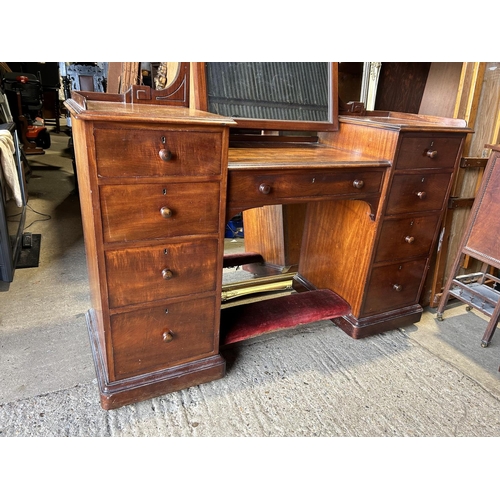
top-left (206, 62), bottom-right (330, 123)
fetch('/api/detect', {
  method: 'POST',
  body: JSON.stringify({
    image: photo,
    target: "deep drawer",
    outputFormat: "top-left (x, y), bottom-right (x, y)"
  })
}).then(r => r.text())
top-left (363, 259), bottom-right (427, 315)
top-left (100, 181), bottom-right (220, 242)
top-left (110, 296), bottom-right (217, 379)
top-left (395, 134), bottom-right (462, 170)
top-left (94, 127), bottom-right (222, 177)
top-left (105, 239), bottom-right (218, 308)
top-left (385, 172), bottom-right (451, 215)
top-left (228, 169), bottom-right (384, 209)
top-left (374, 213), bottom-right (440, 263)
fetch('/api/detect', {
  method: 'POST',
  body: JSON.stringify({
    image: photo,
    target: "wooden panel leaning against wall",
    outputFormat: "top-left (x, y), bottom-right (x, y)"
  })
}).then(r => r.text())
top-left (421, 62), bottom-right (500, 307)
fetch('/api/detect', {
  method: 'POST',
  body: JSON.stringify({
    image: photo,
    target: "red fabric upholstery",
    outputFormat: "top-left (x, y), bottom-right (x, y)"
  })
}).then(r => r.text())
top-left (220, 289), bottom-right (350, 346)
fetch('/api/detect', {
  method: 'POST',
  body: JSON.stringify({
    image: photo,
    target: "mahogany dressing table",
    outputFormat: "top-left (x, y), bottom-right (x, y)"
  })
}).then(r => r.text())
top-left (66, 63), bottom-right (471, 409)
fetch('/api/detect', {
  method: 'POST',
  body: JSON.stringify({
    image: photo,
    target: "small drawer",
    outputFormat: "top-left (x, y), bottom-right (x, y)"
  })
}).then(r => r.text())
top-left (105, 239), bottom-right (218, 308)
top-left (374, 213), bottom-right (440, 263)
top-left (363, 259), bottom-right (427, 315)
top-left (385, 172), bottom-right (451, 216)
top-left (100, 181), bottom-right (220, 242)
top-left (110, 296), bottom-right (217, 379)
top-left (228, 169), bottom-right (383, 208)
top-left (94, 127), bottom-right (222, 177)
top-left (396, 135), bottom-right (462, 170)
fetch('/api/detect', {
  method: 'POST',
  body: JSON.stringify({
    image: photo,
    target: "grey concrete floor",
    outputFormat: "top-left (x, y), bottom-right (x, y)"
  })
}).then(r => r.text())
top-left (0, 123), bottom-right (498, 494)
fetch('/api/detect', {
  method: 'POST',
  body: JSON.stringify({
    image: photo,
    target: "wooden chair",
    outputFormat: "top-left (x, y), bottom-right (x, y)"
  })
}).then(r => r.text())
top-left (436, 144), bottom-right (500, 347)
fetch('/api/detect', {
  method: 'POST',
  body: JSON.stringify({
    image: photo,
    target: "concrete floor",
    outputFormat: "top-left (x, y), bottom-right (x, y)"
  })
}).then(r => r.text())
top-left (1, 124), bottom-right (500, 443)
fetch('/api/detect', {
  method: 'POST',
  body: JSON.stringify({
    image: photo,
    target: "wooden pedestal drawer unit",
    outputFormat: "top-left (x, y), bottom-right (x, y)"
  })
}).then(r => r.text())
top-left (66, 97), bottom-right (234, 410)
top-left (358, 131), bottom-right (465, 334)
top-left (315, 118), bottom-right (470, 339)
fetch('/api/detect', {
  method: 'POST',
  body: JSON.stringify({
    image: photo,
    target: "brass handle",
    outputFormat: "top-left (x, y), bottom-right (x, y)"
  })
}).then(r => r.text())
top-left (405, 236), bottom-right (415, 244)
top-left (426, 150), bottom-right (438, 159)
top-left (159, 148), bottom-right (172, 162)
top-left (393, 284), bottom-right (402, 292)
top-left (162, 268), bottom-right (173, 280)
top-left (259, 183), bottom-right (271, 194)
top-left (162, 331), bottom-right (174, 343)
top-left (353, 179), bottom-right (364, 189)
top-left (160, 207), bottom-right (173, 218)
top-left (417, 191), bottom-right (427, 199)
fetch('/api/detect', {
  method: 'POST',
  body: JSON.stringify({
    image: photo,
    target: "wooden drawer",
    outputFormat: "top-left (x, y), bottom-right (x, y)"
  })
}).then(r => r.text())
top-left (228, 169), bottom-right (383, 207)
top-left (100, 182), bottom-right (220, 243)
top-left (374, 213), bottom-right (440, 263)
top-left (363, 259), bottom-right (427, 315)
top-left (395, 135), bottom-right (462, 170)
top-left (105, 239), bottom-right (218, 308)
top-left (110, 296), bottom-right (217, 379)
top-left (385, 172), bottom-right (451, 216)
top-left (94, 127), bottom-right (222, 177)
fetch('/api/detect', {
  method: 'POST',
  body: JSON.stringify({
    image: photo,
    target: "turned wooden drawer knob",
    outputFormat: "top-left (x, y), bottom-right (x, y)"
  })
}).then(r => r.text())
top-left (416, 191), bottom-right (427, 199)
top-left (426, 150), bottom-right (438, 159)
top-left (160, 206), bottom-right (173, 218)
top-left (405, 236), bottom-right (415, 244)
top-left (162, 268), bottom-right (173, 280)
top-left (159, 148), bottom-right (172, 162)
top-left (353, 179), bottom-right (364, 189)
top-left (162, 331), bottom-right (174, 343)
top-left (259, 183), bottom-right (271, 194)
top-left (393, 284), bottom-right (403, 292)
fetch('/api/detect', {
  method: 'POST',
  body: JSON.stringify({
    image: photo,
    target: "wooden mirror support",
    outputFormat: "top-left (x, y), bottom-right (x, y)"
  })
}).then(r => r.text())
top-left (123, 62), bottom-right (190, 107)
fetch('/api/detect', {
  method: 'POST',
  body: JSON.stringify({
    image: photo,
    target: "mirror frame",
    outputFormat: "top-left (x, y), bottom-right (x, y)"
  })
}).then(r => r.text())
top-left (192, 62), bottom-right (339, 132)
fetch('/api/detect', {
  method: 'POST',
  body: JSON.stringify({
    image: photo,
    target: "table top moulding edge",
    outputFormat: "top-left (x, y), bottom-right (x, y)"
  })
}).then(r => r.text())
top-left (227, 144), bottom-right (392, 171)
top-left (65, 90), bottom-right (237, 127)
top-left (339, 112), bottom-right (472, 133)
